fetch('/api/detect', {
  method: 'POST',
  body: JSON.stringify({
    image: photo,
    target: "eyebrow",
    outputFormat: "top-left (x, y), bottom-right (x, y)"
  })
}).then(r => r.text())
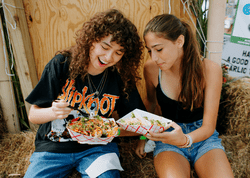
top-left (152, 44), bottom-right (162, 48)
top-left (102, 41), bottom-right (112, 47)
top-left (145, 44), bottom-right (162, 49)
top-left (102, 41), bottom-right (125, 52)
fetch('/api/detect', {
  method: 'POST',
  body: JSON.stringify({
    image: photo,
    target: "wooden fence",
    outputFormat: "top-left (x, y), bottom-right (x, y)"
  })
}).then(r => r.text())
top-left (1, 0), bottom-right (195, 132)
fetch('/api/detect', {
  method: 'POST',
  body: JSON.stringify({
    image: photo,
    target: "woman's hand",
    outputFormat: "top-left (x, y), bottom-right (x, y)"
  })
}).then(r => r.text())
top-left (135, 140), bottom-right (147, 158)
top-left (146, 122), bottom-right (186, 147)
top-left (51, 100), bottom-right (72, 120)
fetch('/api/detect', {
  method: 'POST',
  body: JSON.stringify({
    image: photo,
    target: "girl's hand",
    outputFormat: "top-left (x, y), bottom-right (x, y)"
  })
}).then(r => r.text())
top-left (135, 140), bottom-right (147, 158)
top-left (51, 100), bottom-right (72, 120)
top-left (146, 122), bottom-right (186, 146)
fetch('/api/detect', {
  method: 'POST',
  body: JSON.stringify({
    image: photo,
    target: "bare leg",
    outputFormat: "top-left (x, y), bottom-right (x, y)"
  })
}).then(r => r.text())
top-left (154, 151), bottom-right (191, 178)
top-left (194, 149), bottom-right (234, 178)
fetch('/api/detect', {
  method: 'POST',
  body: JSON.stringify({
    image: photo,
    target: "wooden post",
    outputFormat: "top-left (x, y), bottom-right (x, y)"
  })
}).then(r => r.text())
top-left (3, 0), bottom-right (39, 130)
top-left (0, 16), bottom-right (21, 133)
top-left (206, 0), bottom-right (227, 65)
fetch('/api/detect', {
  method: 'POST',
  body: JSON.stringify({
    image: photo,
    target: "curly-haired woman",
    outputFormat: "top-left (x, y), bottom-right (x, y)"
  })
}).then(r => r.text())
top-left (24, 9), bottom-right (145, 178)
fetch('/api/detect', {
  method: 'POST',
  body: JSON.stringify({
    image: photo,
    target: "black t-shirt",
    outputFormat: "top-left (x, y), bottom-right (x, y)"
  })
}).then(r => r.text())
top-left (25, 54), bottom-right (146, 153)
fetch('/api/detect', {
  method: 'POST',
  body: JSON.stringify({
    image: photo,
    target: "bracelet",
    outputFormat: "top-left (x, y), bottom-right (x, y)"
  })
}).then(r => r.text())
top-left (140, 136), bottom-right (147, 140)
top-left (185, 134), bottom-right (193, 147)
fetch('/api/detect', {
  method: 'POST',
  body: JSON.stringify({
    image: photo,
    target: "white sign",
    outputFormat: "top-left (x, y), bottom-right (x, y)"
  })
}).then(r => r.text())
top-left (222, 34), bottom-right (250, 77)
top-left (231, 0), bottom-right (250, 46)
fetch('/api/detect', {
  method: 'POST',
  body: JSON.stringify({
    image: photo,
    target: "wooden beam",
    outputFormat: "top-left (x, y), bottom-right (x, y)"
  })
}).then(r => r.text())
top-left (3, 0), bottom-right (39, 130)
top-left (0, 15), bottom-right (21, 133)
top-left (206, 0), bottom-right (227, 65)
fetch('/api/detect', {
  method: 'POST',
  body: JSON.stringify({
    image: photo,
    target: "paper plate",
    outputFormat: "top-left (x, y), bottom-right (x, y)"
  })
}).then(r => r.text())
top-left (67, 118), bottom-right (118, 145)
top-left (116, 109), bottom-right (172, 136)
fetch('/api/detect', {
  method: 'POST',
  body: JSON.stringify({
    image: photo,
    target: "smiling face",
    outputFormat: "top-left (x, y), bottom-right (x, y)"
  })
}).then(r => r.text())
top-left (88, 35), bottom-right (125, 75)
top-left (144, 32), bottom-right (184, 71)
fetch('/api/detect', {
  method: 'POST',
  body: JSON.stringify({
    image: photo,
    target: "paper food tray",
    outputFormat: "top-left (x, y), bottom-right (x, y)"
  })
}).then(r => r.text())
top-left (116, 109), bottom-right (172, 135)
top-left (67, 118), bottom-right (118, 145)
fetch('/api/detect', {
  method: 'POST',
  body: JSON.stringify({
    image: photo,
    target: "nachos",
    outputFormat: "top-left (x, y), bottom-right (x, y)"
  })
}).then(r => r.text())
top-left (67, 115), bottom-right (118, 138)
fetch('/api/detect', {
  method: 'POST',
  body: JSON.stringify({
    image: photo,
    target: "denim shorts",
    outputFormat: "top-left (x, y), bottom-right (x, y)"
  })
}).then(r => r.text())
top-left (153, 119), bottom-right (225, 167)
top-left (24, 142), bottom-right (121, 178)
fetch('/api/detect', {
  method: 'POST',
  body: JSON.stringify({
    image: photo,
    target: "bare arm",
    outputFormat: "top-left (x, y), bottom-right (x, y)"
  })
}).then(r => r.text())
top-left (143, 60), bottom-right (159, 113)
top-left (28, 100), bottom-right (72, 124)
top-left (188, 59), bottom-right (222, 143)
top-left (135, 59), bottom-right (159, 158)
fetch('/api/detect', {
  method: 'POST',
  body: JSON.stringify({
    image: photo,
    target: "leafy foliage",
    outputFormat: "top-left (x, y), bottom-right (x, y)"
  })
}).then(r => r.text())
top-left (190, 0), bottom-right (209, 56)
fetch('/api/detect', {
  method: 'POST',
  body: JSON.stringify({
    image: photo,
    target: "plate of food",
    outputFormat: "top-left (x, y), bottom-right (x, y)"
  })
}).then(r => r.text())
top-left (116, 109), bottom-right (172, 135)
top-left (67, 115), bottom-right (119, 144)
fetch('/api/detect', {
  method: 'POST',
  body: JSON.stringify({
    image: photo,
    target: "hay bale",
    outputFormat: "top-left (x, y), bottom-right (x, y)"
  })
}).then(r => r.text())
top-left (220, 135), bottom-right (250, 178)
top-left (0, 131), bottom-right (35, 177)
top-left (217, 77), bottom-right (250, 177)
top-left (218, 78), bottom-right (250, 136)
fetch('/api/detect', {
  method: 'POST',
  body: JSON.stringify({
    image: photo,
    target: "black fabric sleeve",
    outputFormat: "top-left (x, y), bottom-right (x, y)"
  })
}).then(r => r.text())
top-left (116, 79), bottom-right (146, 118)
top-left (25, 54), bottom-right (69, 107)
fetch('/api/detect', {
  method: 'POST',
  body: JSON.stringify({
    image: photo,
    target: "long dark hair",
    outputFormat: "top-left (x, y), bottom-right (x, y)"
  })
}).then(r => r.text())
top-left (144, 14), bottom-right (205, 110)
top-left (56, 9), bottom-right (143, 94)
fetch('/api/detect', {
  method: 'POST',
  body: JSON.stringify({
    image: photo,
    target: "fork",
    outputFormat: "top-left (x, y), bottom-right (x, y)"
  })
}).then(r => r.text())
top-left (67, 105), bottom-right (90, 117)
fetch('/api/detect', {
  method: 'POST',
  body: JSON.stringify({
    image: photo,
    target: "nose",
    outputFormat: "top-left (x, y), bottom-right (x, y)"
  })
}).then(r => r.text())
top-left (151, 51), bottom-right (158, 62)
top-left (105, 51), bottom-right (113, 61)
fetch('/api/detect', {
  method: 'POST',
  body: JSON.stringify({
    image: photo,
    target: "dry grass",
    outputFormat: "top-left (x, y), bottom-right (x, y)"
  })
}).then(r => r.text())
top-left (0, 131), bottom-right (35, 178)
top-left (0, 102), bottom-right (7, 139)
top-left (217, 78), bottom-right (250, 136)
top-left (0, 79), bottom-right (249, 178)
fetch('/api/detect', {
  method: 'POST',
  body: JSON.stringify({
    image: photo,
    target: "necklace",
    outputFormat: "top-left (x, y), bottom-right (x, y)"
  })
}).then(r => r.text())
top-left (87, 69), bottom-right (108, 110)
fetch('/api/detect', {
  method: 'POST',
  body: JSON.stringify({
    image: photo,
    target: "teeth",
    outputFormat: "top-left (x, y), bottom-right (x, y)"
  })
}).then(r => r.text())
top-left (99, 58), bottom-right (108, 64)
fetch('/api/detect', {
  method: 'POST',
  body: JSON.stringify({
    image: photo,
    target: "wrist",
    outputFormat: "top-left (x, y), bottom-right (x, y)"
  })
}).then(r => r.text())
top-left (178, 134), bottom-right (192, 148)
top-left (178, 134), bottom-right (188, 148)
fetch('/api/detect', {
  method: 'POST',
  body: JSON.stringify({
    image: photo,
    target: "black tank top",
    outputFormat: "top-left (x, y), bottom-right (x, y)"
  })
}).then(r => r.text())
top-left (156, 70), bottom-right (203, 123)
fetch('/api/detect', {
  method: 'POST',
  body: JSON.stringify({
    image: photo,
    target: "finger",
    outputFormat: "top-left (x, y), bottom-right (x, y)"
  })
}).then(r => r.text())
top-left (147, 130), bottom-right (167, 138)
top-left (136, 149), bottom-right (146, 159)
top-left (141, 152), bottom-right (146, 158)
top-left (163, 123), bottom-right (171, 131)
top-left (145, 131), bottom-right (171, 142)
top-left (135, 149), bottom-right (142, 158)
top-left (139, 146), bottom-right (146, 158)
top-left (169, 122), bottom-right (180, 129)
top-left (54, 99), bottom-right (69, 108)
top-left (145, 136), bottom-right (161, 142)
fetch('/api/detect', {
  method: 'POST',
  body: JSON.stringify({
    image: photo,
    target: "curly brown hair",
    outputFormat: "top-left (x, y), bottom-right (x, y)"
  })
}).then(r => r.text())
top-left (56, 9), bottom-right (143, 95)
top-left (144, 14), bottom-right (205, 110)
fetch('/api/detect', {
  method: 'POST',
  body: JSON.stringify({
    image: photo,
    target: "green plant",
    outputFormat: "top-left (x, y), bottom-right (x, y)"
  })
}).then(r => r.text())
top-left (190, 0), bottom-right (209, 56)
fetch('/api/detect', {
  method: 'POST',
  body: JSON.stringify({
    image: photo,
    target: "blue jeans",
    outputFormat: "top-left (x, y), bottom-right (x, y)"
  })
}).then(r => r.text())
top-left (24, 143), bottom-right (120, 178)
top-left (154, 119), bottom-right (225, 167)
